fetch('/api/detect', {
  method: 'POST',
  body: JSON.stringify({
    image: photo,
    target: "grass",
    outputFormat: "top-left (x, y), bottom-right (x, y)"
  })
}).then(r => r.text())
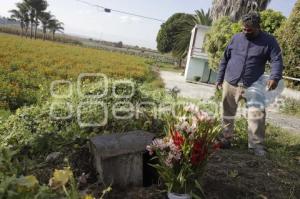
top-left (158, 63), bottom-right (184, 73)
top-left (206, 90), bottom-right (300, 168)
top-left (0, 25), bottom-right (82, 45)
top-left (233, 117), bottom-right (300, 167)
top-left (280, 97), bottom-right (300, 117)
top-left (0, 109), bottom-right (11, 124)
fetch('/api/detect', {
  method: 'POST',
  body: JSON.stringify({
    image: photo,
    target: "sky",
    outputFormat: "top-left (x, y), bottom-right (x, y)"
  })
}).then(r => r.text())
top-left (0, 0), bottom-right (297, 49)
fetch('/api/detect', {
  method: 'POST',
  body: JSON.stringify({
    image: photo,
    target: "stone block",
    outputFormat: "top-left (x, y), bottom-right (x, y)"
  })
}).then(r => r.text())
top-left (89, 130), bottom-right (155, 187)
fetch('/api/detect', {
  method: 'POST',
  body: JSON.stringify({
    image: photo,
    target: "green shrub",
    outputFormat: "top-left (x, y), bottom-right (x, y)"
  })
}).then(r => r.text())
top-left (276, 0), bottom-right (300, 88)
top-left (204, 17), bottom-right (242, 71)
top-left (0, 79), bottom-right (166, 155)
top-left (260, 9), bottom-right (286, 35)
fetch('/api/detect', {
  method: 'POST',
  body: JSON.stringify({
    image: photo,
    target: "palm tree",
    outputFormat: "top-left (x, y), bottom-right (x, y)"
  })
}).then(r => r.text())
top-left (9, 2), bottom-right (29, 37)
top-left (172, 9), bottom-right (212, 64)
top-left (24, 0), bottom-right (48, 39)
top-left (48, 19), bottom-right (64, 40)
top-left (39, 11), bottom-right (52, 40)
top-left (211, 0), bottom-right (272, 21)
top-left (24, 0), bottom-right (35, 38)
top-left (193, 9), bottom-right (213, 26)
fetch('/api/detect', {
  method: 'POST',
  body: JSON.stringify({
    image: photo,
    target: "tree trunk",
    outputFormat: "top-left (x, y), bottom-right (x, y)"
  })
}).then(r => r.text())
top-left (52, 31), bottom-right (55, 40)
top-left (211, 0), bottom-right (271, 22)
top-left (34, 23), bottom-right (38, 39)
top-left (178, 58), bottom-right (183, 68)
top-left (25, 26), bottom-right (29, 38)
top-left (43, 27), bottom-right (46, 40)
top-left (30, 22), bottom-right (33, 39)
top-left (20, 23), bottom-right (24, 37)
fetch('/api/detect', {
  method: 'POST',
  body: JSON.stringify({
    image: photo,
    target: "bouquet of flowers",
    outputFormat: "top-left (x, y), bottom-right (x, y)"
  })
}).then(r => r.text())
top-left (147, 104), bottom-right (222, 198)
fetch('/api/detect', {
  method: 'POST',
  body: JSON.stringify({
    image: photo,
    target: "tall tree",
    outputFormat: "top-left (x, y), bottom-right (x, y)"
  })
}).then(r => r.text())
top-left (156, 10), bottom-right (212, 67)
top-left (9, 2), bottom-right (29, 37)
top-left (24, 0), bottom-right (48, 39)
top-left (193, 9), bottom-right (212, 26)
top-left (48, 19), bottom-right (64, 40)
top-left (39, 11), bottom-right (52, 40)
top-left (211, 0), bottom-right (272, 21)
top-left (156, 13), bottom-right (190, 54)
top-left (172, 9), bottom-right (212, 60)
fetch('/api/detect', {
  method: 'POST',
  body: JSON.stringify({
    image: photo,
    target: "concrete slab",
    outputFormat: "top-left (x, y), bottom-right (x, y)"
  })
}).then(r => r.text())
top-left (89, 130), bottom-right (155, 187)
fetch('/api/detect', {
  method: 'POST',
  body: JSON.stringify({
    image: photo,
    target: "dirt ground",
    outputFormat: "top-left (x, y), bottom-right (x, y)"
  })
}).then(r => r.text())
top-left (202, 150), bottom-right (300, 199)
top-left (72, 148), bottom-right (299, 199)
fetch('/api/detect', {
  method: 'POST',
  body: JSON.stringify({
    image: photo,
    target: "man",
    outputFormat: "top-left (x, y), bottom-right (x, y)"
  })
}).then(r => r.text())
top-left (216, 12), bottom-right (284, 156)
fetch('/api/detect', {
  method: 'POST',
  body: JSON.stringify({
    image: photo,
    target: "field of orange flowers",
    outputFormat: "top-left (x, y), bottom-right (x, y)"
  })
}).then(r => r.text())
top-left (0, 33), bottom-right (155, 110)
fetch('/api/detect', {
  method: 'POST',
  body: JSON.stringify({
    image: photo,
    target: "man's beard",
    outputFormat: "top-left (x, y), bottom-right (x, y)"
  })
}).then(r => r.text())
top-left (244, 32), bottom-right (255, 40)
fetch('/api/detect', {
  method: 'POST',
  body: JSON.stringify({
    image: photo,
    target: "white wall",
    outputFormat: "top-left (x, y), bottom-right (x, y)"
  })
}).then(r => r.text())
top-left (185, 58), bottom-right (206, 81)
top-left (194, 25), bottom-right (210, 50)
top-left (185, 25), bottom-right (211, 82)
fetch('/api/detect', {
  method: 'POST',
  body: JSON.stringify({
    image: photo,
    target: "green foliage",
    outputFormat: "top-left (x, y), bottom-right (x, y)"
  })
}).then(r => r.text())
top-left (204, 17), bottom-right (242, 71)
top-left (156, 13), bottom-right (192, 54)
top-left (0, 79), bottom-right (164, 155)
top-left (276, 0), bottom-right (300, 87)
top-left (260, 9), bottom-right (286, 34)
top-left (172, 9), bottom-right (212, 59)
top-left (0, 148), bottom-right (59, 199)
top-left (193, 9), bottom-right (212, 26)
top-left (0, 148), bottom-right (102, 199)
top-left (232, 117), bottom-right (300, 166)
top-left (265, 124), bottom-right (300, 166)
top-left (157, 10), bottom-right (212, 59)
top-left (0, 110), bottom-right (12, 125)
top-left (0, 33), bottom-right (159, 110)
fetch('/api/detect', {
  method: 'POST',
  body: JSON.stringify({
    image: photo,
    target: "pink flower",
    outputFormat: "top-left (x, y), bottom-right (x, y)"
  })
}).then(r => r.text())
top-left (152, 138), bottom-right (168, 150)
top-left (147, 138), bottom-right (169, 155)
top-left (146, 145), bottom-right (154, 155)
top-left (184, 104), bottom-right (199, 113)
top-left (196, 111), bottom-right (213, 122)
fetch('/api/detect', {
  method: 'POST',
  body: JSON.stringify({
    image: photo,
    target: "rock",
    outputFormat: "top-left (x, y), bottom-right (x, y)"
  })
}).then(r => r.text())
top-left (89, 130), bottom-right (155, 188)
top-left (45, 152), bottom-right (63, 163)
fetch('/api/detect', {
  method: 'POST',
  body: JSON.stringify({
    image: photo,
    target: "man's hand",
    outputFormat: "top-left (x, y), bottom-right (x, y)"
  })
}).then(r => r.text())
top-left (267, 80), bottom-right (278, 91)
top-left (216, 82), bottom-right (223, 90)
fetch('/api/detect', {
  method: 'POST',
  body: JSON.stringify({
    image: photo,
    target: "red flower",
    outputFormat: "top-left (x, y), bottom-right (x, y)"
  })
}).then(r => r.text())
top-left (213, 142), bottom-right (221, 151)
top-left (190, 140), bottom-right (208, 166)
top-left (172, 131), bottom-right (185, 148)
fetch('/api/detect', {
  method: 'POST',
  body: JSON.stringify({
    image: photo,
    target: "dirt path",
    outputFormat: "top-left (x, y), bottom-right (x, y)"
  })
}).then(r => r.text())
top-left (160, 70), bottom-right (215, 101)
top-left (266, 111), bottom-right (300, 133)
top-left (160, 70), bottom-right (300, 133)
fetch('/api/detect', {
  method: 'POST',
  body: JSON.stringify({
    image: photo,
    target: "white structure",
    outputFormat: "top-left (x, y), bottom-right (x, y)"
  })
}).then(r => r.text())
top-left (184, 25), bottom-right (217, 84)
